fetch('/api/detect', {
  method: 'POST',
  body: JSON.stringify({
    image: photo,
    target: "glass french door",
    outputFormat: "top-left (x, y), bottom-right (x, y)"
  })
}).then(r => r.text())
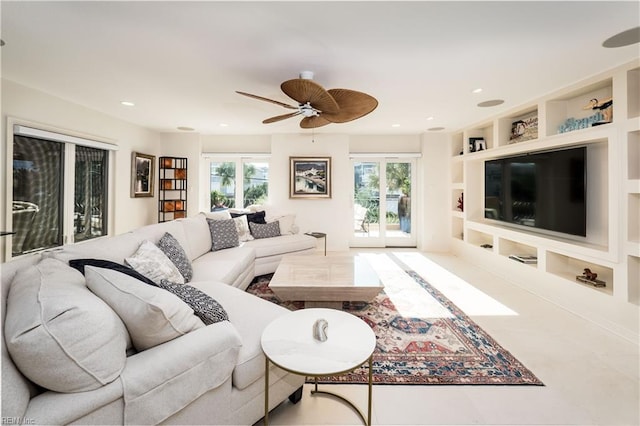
top-left (351, 158), bottom-right (416, 247)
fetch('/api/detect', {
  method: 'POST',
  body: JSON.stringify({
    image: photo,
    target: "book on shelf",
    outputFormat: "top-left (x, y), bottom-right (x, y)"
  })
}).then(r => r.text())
top-left (508, 254), bottom-right (538, 264)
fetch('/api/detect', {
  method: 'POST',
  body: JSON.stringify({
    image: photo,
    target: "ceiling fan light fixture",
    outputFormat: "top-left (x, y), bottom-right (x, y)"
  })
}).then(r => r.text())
top-left (237, 72), bottom-right (377, 128)
top-left (299, 71), bottom-right (314, 80)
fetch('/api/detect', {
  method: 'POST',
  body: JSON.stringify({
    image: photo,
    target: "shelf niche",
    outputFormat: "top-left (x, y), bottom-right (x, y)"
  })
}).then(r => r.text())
top-left (546, 78), bottom-right (613, 137)
top-left (546, 251), bottom-right (613, 296)
top-left (497, 108), bottom-right (539, 147)
top-left (467, 229), bottom-right (494, 249)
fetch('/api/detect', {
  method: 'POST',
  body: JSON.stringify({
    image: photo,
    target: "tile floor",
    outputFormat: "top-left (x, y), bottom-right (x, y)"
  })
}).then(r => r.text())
top-left (259, 251), bottom-right (639, 426)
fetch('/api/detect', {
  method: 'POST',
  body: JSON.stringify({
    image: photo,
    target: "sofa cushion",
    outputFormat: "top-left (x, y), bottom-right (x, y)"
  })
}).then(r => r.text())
top-left (85, 266), bottom-right (205, 351)
top-left (157, 232), bottom-right (193, 282)
top-left (271, 214), bottom-right (297, 235)
top-left (178, 214), bottom-right (212, 260)
top-left (125, 240), bottom-right (185, 284)
top-left (157, 280), bottom-right (229, 325)
top-left (191, 246), bottom-right (255, 284)
top-left (204, 210), bottom-right (232, 221)
top-left (207, 218), bottom-right (240, 251)
top-left (189, 280), bottom-right (292, 390)
top-left (4, 258), bottom-right (127, 393)
top-left (249, 221), bottom-right (281, 239)
top-left (46, 232), bottom-right (144, 264)
top-left (233, 215), bottom-right (254, 242)
top-left (69, 258), bottom-right (157, 286)
top-left (244, 234), bottom-right (317, 258)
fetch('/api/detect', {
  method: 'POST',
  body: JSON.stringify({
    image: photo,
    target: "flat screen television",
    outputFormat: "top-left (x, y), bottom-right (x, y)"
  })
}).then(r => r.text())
top-left (484, 147), bottom-right (586, 237)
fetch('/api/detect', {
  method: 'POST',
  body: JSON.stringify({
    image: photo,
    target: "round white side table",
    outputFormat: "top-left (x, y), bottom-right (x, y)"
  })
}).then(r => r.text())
top-left (261, 308), bottom-right (376, 425)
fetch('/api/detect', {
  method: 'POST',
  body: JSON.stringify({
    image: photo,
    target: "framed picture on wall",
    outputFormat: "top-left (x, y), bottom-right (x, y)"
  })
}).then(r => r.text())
top-left (131, 152), bottom-right (155, 197)
top-left (289, 157), bottom-right (331, 198)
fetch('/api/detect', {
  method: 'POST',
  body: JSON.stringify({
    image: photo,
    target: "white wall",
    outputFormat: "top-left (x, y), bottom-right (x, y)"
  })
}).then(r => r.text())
top-left (421, 132), bottom-right (450, 252)
top-left (271, 134), bottom-right (351, 251)
top-left (1, 79), bottom-right (160, 260)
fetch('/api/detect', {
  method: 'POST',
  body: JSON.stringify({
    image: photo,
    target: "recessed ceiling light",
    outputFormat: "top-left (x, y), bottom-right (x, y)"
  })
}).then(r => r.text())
top-left (472, 88), bottom-right (483, 94)
top-left (428, 127), bottom-right (445, 131)
top-left (391, 124), bottom-right (401, 128)
top-left (219, 123), bottom-right (229, 127)
top-left (177, 126), bottom-right (195, 131)
top-left (603, 26), bottom-right (640, 48)
top-left (477, 99), bottom-right (504, 107)
top-left (120, 101), bottom-right (135, 107)
top-left (426, 116), bottom-right (434, 121)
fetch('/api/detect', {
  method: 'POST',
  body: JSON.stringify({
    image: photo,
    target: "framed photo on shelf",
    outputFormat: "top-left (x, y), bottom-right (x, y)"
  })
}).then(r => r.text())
top-left (469, 137), bottom-right (485, 152)
top-left (131, 152), bottom-right (155, 197)
top-left (289, 157), bottom-right (331, 198)
top-left (510, 111), bottom-right (538, 143)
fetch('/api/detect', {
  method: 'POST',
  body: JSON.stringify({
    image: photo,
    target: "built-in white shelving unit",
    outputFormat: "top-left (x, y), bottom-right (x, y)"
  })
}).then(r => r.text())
top-left (449, 60), bottom-right (640, 342)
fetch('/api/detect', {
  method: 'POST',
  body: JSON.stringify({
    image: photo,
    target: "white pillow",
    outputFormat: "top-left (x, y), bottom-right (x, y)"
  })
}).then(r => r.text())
top-left (4, 258), bottom-right (128, 392)
top-left (125, 240), bottom-right (185, 284)
top-left (85, 266), bottom-right (205, 351)
top-left (203, 210), bottom-right (232, 221)
top-left (271, 214), bottom-right (297, 235)
top-left (233, 215), bottom-right (254, 242)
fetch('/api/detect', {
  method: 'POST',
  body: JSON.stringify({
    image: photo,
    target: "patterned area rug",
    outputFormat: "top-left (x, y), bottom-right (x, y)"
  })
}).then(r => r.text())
top-left (247, 266), bottom-right (543, 386)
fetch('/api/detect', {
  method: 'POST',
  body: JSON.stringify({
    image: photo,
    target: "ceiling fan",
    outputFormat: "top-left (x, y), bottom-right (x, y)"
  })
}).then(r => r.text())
top-left (236, 71), bottom-right (378, 128)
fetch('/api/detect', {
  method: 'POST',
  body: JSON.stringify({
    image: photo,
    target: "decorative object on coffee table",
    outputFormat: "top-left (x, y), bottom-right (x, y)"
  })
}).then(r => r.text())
top-left (313, 319), bottom-right (328, 342)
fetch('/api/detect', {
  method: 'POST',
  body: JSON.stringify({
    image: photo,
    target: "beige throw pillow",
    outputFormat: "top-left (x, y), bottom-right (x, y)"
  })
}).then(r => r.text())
top-left (125, 240), bottom-right (185, 284)
top-left (4, 258), bottom-right (128, 392)
top-left (85, 266), bottom-right (205, 351)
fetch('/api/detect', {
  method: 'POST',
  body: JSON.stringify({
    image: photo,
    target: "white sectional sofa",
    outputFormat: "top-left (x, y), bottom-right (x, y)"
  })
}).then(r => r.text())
top-left (1, 212), bottom-right (318, 425)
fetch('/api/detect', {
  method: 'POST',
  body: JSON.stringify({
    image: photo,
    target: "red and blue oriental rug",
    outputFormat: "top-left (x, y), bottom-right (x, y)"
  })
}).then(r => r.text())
top-left (248, 263), bottom-right (543, 386)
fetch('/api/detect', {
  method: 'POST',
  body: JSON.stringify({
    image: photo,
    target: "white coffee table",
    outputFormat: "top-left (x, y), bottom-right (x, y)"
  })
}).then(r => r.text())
top-left (269, 254), bottom-right (383, 308)
top-left (261, 308), bottom-right (376, 425)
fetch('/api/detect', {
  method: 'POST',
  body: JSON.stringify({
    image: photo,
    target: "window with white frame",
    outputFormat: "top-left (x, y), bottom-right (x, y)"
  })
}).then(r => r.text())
top-left (10, 125), bottom-right (114, 257)
top-left (206, 156), bottom-right (269, 211)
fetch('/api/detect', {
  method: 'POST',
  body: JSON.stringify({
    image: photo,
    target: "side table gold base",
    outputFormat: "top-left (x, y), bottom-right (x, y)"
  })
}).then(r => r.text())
top-left (264, 356), bottom-right (373, 426)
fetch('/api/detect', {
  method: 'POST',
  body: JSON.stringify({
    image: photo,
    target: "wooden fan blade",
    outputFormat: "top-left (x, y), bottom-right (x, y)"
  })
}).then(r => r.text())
top-left (300, 115), bottom-right (331, 129)
top-left (322, 89), bottom-right (378, 123)
top-left (236, 91), bottom-right (297, 110)
top-left (281, 79), bottom-right (339, 114)
top-left (263, 111), bottom-right (301, 124)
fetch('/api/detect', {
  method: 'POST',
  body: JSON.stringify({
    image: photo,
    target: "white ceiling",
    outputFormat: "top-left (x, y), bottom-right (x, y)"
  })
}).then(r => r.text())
top-left (1, 1), bottom-right (639, 136)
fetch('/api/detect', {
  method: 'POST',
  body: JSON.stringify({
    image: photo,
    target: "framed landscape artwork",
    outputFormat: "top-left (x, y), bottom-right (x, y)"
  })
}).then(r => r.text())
top-left (131, 152), bottom-right (155, 197)
top-left (289, 157), bottom-right (331, 198)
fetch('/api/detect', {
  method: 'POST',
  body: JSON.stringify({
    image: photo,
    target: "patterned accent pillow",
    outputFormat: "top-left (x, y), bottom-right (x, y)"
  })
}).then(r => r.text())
top-left (125, 240), bottom-right (185, 284)
top-left (157, 232), bottom-right (193, 282)
top-left (233, 215), bottom-right (254, 242)
top-left (158, 280), bottom-right (229, 325)
top-left (207, 218), bottom-right (240, 251)
top-left (249, 221), bottom-right (281, 239)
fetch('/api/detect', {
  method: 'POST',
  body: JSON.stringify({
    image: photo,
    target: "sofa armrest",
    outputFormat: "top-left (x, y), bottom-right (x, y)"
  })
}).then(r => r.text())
top-left (121, 321), bottom-right (242, 425)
